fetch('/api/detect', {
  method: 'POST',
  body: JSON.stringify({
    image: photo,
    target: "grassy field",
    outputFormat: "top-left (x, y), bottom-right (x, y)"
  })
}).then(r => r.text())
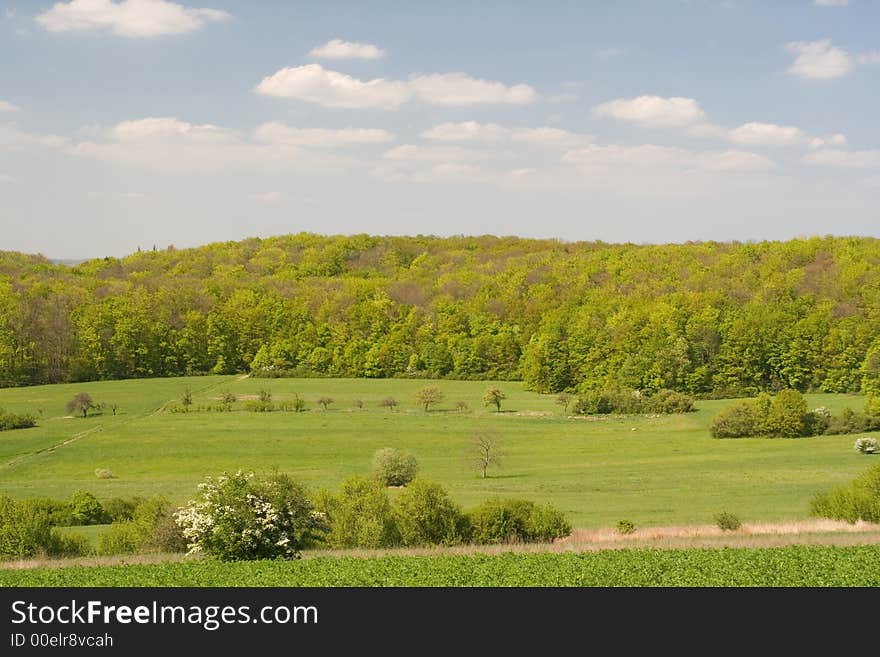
top-left (2, 546), bottom-right (879, 586)
top-left (0, 376), bottom-right (874, 528)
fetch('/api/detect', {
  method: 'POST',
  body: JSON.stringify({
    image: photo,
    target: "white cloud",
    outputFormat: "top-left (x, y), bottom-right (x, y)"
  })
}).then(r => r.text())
top-left (592, 96), bottom-right (706, 127)
top-left (0, 100), bottom-right (20, 113)
top-left (563, 144), bottom-right (774, 173)
top-left (727, 122), bottom-right (803, 146)
top-left (785, 40), bottom-right (854, 79)
top-left (255, 64), bottom-right (537, 109)
top-left (383, 144), bottom-right (488, 162)
top-left (36, 0), bottom-right (229, 38)
top-left (253, 122), bottom-right (393, 147)
top-left (255, 64), bottom-right (410, 109)
top-left (0, 123), bottom-right (68, 149)
top-left (250, 191), bottom-right (281, 204)
top-left (803, 149), bottom-right (880, 168)
top-left (857, 51), bottom-right (880, 66)
top-left (808, 134), bottom-right (847, 149)
top-left (69, 116), bottom-right (362, 171)
top-left (308, 39), bottom-right (385, 60)
top-left (420, 121), bottom-right (590, 147)
top-left (814, 0), bottom-right (848, 6)
top-left (408, 73), bottom-right (537, 105)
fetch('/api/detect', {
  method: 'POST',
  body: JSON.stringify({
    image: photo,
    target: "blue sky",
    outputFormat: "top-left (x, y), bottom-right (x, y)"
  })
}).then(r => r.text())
top-left (1, 0), bottom-right (879, 258)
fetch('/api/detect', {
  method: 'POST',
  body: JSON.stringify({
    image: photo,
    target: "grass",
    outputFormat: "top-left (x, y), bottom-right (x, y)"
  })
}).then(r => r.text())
top-left (0, 376), bottom-right (874, 527)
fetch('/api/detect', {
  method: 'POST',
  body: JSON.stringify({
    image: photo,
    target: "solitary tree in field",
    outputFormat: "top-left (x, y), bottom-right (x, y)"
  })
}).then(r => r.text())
top-left (414, 386), bottom-right (444, 412)
top-left (482, 387), bottom-right (506, 412)
top-left (66, 392), bottom-right (97, 418)
top-left (317, 396), bottom-right (334, 411)
top-left (556, 393), bottom-right (571, 414)
top-left (181, 389), bottom-right (193, 411)
top-left (380, 397), bottom-right (399, 412)
top-left (472, 429), bottom-right (503, 479)
top-left (456, 400), bottom-right (468, 413)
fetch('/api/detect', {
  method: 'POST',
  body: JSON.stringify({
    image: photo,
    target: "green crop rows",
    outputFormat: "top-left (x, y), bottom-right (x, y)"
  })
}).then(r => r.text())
top-left (3, 546), bottom-right (879, 587)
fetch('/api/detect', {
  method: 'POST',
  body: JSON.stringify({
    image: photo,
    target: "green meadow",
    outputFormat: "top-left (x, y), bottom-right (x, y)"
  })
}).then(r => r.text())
top-left (0, 376), bottom-right (872, 528)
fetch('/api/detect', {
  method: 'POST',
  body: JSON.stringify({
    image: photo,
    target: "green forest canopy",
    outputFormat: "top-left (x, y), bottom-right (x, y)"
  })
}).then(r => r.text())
top-left (2, 233), bottom-right (880, 397)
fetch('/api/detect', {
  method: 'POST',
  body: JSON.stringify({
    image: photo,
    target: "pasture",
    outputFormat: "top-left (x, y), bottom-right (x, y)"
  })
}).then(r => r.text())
top-left (0, 376), bottom-right (873, 528)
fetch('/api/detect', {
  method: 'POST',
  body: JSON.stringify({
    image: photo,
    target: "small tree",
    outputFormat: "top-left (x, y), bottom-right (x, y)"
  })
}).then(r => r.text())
top-left (317, 396), bottom-right (334, 411)
top-left (414, 386), bottom-right (444, 412)
top-left (181, 389), bottom-right (193, 411)
top-left (372, 448), bottom-right (419, 486)
top-left (456, 400), bottom-right (468, 413)
top-left (556, 393), bottom-right (572, 414)
top-left (222, 391), bottom-right (237, 405)
top-left (380, 397), bottom-right (399, 412)
top-left (472, 429), bottom-right (503, 479)
top-left (66, 392), bottom-right (97, 418)
top-left (110, 403), bottom-right (119, 416)
top-left (483, 387), bottom-right (506, 412)
top-left (258, 389), bottom-right (272, 403)
top-left (393, 479), bottom-right (468, 546)
top-left (353, 399), bottom-right (364, 410)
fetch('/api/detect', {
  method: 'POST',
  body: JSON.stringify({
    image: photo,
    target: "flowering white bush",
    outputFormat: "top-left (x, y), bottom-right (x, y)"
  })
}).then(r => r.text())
top-left (174, 470), bottom-right (325, 561)
top-left (854, 437), bottom-right (879, 454)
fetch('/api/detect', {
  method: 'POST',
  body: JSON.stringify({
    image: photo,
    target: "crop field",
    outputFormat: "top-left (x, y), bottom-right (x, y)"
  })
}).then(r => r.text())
top-left (2, 546), bottom-right (879, 587)
top-left (0, 376), bottom-right (872, 529)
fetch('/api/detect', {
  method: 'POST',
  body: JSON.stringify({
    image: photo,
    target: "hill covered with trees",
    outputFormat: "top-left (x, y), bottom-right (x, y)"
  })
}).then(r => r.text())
top-left (2, 233), bottom-right (880, 397)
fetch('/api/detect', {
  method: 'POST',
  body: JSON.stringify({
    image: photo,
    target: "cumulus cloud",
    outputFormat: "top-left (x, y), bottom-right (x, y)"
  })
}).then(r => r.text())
top-left (383, 144), bottom-right (489, 162)
top-left (420, 121), bottom-right (590, 147)
top-left (36, 0), bottom-right (229, 37)
top-left (592, 96), bottom-right (706, 127)
top-left (69, 116), bottom-right (373, 171)
top-left (785, 40), bottom-right (854, 79)
top-left (727, 122), bottom-right (804, 146)
top-left (408, 73), bottom-right (537, 105)
top-left (255, 64), bottom-right (537, 109)
top-left (802, 149), bottom-right (880, 168)
top-left (0, 100), bottom-right (20, 113)
top-left (253, 122), bottom-right (393, 147)
top-left (308, 39), bottom-right (385, 60)
top-left (563, 144), bottom-right (774, 173)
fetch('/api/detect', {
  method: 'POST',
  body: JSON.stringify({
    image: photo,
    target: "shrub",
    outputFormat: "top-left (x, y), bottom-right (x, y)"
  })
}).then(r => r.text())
top-left (467, 498), bottom-right (570, 544)
top-left (616, 519), bottom-right (636, 535)
top-left (317, 396), bottom-right (334, 410)
top-left (94, 468), bottom-right (115, 479)
top-left (258, 389), bottom-right (272, 403)
top-left (317, 476), bottom-right (399, 549)
top-left (393, 479), bottom-right (469, 546)
top-left (865, 395), bottom-right (880, 418)
top-left (103, 497), bottom-right (141, 522)
top-left (710, 401), bottom-right (760, 438)
top-left (0, 409), bottom-right (37, 431)
top-left (647, 389), bottom-right (695, 414)
top-left (174, 471), bottom-right (323, 560)
top-left (0, 497), bottom-right (85, 559)
top-left (372, 448), bottom-right (419, 487)
top-left (244, 400), bottom-right (275, 412)
top-left (765, 389), bottom-right (809, 438)
top-left (714, 511), bottom-right (742, 531)
top-left (810, 461), bottom-right (880, 523)
top-left (68, 490), bottom-right (109, 525)
top-left (379, 397), bottom-right (399, 411)
top-left (221, 391), bottom-right (237, 405)
top-left (854, 437), bottom-right (879, 454)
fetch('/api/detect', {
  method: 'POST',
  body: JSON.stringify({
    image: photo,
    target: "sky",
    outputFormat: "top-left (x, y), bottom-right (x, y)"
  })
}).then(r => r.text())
top-left (1, 0), bottom-right (879, 259)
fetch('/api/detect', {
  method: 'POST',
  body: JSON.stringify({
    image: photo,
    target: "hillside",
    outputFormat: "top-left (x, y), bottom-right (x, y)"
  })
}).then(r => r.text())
top-left (2, 233), bottom-right (880, 395)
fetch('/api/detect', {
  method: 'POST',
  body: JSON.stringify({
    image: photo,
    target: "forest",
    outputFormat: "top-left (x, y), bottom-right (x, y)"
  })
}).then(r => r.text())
top-left (1, 233), bottom-right (879, 397)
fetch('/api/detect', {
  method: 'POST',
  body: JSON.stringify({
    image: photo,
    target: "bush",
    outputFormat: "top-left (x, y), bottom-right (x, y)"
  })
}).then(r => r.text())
top-left (99, 497), bottom-right (185, 555)
top-left (616, 519), bottom-right (636, 535)
top-left (865, 395), bottom-right (880, 417)
top-left (0, 409), bottom-right (37, 431)
top-left (103, 497), bottom-right (141, 522)
top-left (710, 401), bottom-right (760, 438)
top-left (714, 511), bottom-right (742, 531)
top-left (810, 461), bottom-right (880, 523)
top-left (174, 471), bottom-right (323, 560)
top-left (646, 389), bottom-right (695, 414)
top-left (94, 468), bottom-right (115, 479)
top-left (244, 400), bottom-right (275, 412)
top-left (0, 496), bottom-right (85, 559)
top-left (467, 498), bottom-right (570, 544)
top-left (855, 437), bottom-right (879, 454)
top-left (393, 479), bottom-right (469, 546)
top-left (317, 476), bottom-right (398, 549)
top-left (68, 490), bottom-right (109, 525)
top-left (765, 389), bottom-right (809, 438)
top-left (372, 448), bottom-right (419, 487)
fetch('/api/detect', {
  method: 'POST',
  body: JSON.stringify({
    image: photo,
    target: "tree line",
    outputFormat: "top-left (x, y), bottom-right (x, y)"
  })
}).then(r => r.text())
top-left (2, 233), bottom-right (880, 397)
